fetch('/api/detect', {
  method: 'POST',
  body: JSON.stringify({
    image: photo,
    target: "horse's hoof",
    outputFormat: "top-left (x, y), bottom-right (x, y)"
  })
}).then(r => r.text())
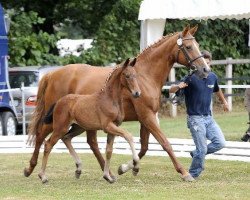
top-left (110, 175), bottom-right (117, 182)
top-left (118, 165), bottom-right (126, 175)
top-left (132, 168), bottom-right (139, 176)
top-left (75, 170), bottom-right (82, 179)
top-left (42, 178), bottom-right (48, 184)
top-left (181, 174), bottom-right (195, 182)
top-left (103, 175), bottom-right (116, 184)
top-left (23, 168), bottom-right (31, 177)
top-left (38, 174), bottom-right (48, 184)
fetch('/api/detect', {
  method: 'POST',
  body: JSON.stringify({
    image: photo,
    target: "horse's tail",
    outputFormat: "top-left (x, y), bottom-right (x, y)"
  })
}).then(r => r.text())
top-left (27, 73), bottom-right (50, 146)
top-left (43, 103), bottom-right (56, 124)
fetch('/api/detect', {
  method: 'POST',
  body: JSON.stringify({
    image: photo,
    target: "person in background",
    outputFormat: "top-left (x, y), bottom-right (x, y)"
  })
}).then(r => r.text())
top-left (241, 88), bottom-right (250, 142)
top-left (168, 50), bottom-right (229, 179)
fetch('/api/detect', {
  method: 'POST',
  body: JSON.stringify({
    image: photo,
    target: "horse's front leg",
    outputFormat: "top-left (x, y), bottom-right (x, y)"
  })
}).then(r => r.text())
top-left (103, 134), bottom-right (116, 183)
top-left (141, 111), bottom-right (194, 182)
top-left (118, 123), bottom-right (149, 176)
top-left (24, 124), bottom-right (52, 177)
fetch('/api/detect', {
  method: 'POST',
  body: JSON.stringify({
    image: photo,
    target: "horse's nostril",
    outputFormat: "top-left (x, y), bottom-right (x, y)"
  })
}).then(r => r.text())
top-left (203, 67), bottom-right (209, 73)
top-left (134, 91), bottom-right (141, 98)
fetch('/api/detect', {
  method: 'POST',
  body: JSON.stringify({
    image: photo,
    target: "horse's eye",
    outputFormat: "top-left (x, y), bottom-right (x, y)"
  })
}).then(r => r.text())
top-left (186, 46), bottom-right (192, 50)
top-left (125, 74), bottom-right (130, 79)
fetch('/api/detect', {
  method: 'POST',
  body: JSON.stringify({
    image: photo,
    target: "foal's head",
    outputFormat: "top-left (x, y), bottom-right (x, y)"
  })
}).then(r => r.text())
top-left (120, 58), bottom-right (141, 98)
top-left (175, 25), bottom-right (211, 79)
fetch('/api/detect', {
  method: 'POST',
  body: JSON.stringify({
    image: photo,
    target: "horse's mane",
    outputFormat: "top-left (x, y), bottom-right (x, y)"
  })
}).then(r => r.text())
top-left (100, 65), bottom-right (121, 91)
top-left (100, 32), bottom-right (179, 91)
top-left (136, 32), bottom-right (179, 60)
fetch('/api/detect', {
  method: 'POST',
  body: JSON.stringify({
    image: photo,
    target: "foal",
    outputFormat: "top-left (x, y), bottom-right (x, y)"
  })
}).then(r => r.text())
top-left (38, 58), bottom-right (141, 183)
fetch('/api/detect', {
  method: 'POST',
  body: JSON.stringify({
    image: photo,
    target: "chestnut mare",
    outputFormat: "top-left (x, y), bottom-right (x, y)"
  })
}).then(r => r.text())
top-left (38, 58), bottom-right (141, 183)
top-left (25, 26), bottom-right (210, 182)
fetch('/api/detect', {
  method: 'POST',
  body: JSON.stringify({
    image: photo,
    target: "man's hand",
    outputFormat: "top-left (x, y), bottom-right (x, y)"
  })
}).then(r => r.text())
top-left (178, 82), bottom-right (188, 89)
top-left (169, 82), bottom-right (188, 93)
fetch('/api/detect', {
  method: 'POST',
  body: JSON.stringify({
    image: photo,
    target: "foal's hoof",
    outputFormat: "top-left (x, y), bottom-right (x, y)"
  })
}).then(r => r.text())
top-left (38, 174), bottom-right (48, 184)
top-left (103, 175), bottom-right (116, 184)
top-left (75, 170), bottom-right (82, 179)
top-left (181, 174), bottom-right (195, 182)
top-left (132, 168), bottom-right (139, 176)
top-left (23, 168), bottom-right (31, 177)
top-left (118, 164), bottom-right (126, 175)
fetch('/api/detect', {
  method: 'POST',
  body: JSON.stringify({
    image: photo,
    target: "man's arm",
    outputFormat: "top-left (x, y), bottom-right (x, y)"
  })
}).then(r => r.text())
top-left (169, 82), bottom-right (188, 93)
top-left (216, 89), bottom-right (229, 112)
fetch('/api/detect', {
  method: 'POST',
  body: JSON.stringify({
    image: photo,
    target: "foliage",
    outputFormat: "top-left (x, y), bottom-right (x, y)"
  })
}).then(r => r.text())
top-left (3, 0), bottom-right (249, 73)
top-left (54, 0), bottom-right (117, 38)
top-left (164, 19), bottom-right (250, 81)
top-left (78, 0), bottom-right (142, 66)
top-left (7, 8), bottom-right (60, 66)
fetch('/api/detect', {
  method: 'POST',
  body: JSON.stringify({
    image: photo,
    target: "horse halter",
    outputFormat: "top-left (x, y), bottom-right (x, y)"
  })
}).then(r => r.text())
top-left (175, 33), bottom-right (204, 72)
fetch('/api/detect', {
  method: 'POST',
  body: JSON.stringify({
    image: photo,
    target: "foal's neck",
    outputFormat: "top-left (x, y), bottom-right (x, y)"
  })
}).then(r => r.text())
top-left (103, 68), bottom-right (124, 107)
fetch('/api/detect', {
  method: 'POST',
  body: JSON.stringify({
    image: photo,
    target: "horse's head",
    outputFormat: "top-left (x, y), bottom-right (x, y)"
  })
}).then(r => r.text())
top-left (175, 25), bottom-right (210, 79)
top-left (121, 58), bottom-right (141, 98)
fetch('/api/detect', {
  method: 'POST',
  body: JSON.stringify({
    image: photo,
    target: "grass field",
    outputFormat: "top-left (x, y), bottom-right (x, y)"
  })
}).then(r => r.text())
top-left (117, 109), bottom-right (248, 141)
top-left (1, 109), bottom-right (249, 199)
top-left (0, 153), bottom-right (249, 200)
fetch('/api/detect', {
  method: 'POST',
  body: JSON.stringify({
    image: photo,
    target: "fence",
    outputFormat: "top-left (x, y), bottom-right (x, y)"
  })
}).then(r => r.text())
top-left (0, 135), bottom-right (249, 162)
top-left (164, 58), bottom-right (250, 117)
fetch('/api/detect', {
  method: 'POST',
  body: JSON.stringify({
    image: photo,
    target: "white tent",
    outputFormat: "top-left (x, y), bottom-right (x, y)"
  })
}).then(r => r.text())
top-left (139, 0), bottom-right (250, 51)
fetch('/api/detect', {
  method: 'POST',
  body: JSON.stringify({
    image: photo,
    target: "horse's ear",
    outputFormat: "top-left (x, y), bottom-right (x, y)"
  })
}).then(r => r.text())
top-left (129, 58), bottom-right (137, 67)
top-left (123, 58), bottom-right (130, 68)
top-left (182, 25), bottom-right (190, 37)
top-left (189, 25), bottom-right (198, 36)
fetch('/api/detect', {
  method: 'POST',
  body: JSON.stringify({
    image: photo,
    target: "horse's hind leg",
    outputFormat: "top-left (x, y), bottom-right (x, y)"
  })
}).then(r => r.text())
top-left (103, 134), bottom-right (116, 183)
top-left (86, 130), bottom-right (115, 178)
top-left (62, 124), bottom-right (84, 179)
top-left (24, 124), bottom-right (52, 177)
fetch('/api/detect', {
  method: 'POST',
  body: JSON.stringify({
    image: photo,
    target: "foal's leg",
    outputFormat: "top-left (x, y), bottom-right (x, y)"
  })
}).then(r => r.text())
top-left (38, 133), bottom-right (62, 183)
top-left (24, 124), bottom-right (53, 177)
top-left (103, 134), bottom-right (116, 183)
top-left (62, 137), bottom-right (82, 179)
top-left (118, 124), bottom-right (149, 175)
top-left (104, 123), bottom-right (140, 177)
top-left (62, 124), bottom-right (84, 179)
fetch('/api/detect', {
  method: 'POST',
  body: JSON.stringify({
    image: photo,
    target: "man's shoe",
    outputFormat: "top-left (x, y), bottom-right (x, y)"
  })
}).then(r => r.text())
top-left (241, 133), bottom-right (250, 142)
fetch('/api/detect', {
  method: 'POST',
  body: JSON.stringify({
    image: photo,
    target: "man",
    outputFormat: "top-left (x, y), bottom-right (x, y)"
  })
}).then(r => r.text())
top-left (241, 88), bottom-right (250, 142)
top-left (170, 50), bottom-right (229, 179)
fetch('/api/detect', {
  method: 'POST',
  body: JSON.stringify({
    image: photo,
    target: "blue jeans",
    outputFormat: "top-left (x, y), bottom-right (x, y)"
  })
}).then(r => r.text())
top-left (187, 115), bottom-right (226, 178)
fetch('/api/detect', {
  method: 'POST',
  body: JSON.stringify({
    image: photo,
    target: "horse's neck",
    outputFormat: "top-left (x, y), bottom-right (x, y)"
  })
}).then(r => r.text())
top-left (104, 73), bottom-right (123, 108)
top-left (137, 36), bottom-right (177, 88)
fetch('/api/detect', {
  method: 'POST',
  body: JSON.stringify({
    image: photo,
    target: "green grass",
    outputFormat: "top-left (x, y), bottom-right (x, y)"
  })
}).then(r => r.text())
top-left (0, 154), bottom-right (249, 200)
top-left (117, 110), bottom-right (248, 141)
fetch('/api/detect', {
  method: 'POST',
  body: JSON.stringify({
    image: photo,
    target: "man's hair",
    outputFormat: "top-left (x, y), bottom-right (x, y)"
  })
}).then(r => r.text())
top-left (201, 50), bottom-right (212, 61)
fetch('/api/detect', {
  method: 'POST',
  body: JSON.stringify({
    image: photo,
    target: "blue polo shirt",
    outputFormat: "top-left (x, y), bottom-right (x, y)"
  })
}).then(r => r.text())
top-left (182, 72), bottom-right (219, 116)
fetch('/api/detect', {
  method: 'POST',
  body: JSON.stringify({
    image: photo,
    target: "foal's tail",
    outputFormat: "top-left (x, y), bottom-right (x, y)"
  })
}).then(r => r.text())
top-left (43, 103), bottom-right (56, 124)
top-left (27, 73), bottom-right (50, 146)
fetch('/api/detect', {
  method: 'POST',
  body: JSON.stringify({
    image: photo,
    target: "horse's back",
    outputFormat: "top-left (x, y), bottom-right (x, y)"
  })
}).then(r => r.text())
top-left (45, 64), bottom-right (113, 106)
